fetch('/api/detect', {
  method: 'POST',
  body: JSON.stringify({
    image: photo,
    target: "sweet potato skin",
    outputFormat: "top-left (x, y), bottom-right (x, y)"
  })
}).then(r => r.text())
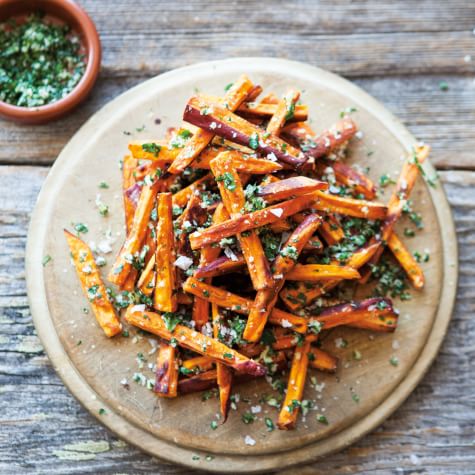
top-left (154, 343), bottom-right (178, 397)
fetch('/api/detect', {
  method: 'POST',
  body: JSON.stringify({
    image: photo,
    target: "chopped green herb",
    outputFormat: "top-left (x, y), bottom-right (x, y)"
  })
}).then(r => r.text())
top-left (141, 143), bottom-right (161, 156)
top-left (242, 412), bottom-right (255, 424)
top-left (210, 420), bottom-right (218, 430)
top-left (379, 174), bottom-right (395, 188)
top-left (352, 393), bottom-right (360, 403)
top-left (0, 14), bottom-right (86, 107)
top-left (249, 132), bottom-right (259, 150)
top-left (439, 81), bottom-right (449, 91)
top-left (316, 414), bottom-right (329, 424)
top-left (98, 181), bottom-right (109, 189)
top-left (353, 350), bottom-right (362, 361)
top-left (216, 172), bottom-right (236, 191)
top-left (404, 228), bottom-right (416, 238)
top-left (389, 356), bottom-right (399, 367)
top-left (73, 222), bottom-right (88, 235)
top-left (264, 417), bottom-right (275, 432)
top-left (161, 312), bottom-right (182, 332)
top-left (42, 255), bottom-right (52, 266)
top-left (224, 82), bottom-right (234, 92)
top-left (98, 408), bottom-right (106, 415)
top-left (280, 245), bottom-right (298, 261)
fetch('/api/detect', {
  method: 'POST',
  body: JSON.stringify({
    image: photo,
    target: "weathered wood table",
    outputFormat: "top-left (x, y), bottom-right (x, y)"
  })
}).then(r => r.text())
top-left (1, 1), bottom-right (474, 473)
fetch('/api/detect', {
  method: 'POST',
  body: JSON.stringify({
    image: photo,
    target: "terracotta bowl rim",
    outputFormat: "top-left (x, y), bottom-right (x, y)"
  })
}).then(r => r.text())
top-left (0, 0), bottom-right (101, 124)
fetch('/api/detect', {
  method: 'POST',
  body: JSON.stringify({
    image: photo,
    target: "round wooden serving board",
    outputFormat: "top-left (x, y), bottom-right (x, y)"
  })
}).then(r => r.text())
top-left (26, 58), bottom-right (457, 473)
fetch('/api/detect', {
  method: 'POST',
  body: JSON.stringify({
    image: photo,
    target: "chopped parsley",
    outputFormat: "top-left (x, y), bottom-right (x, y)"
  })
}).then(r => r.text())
top-left (42, 255), bottom-right (52, 266)
top-left (379, 174), bottom-right (395, 188)
top-left (280, 245), bottom-right (298, 261)
top-left (161, 312), bottom-right (182, 332)
top-left (210, 420), bottom-right (218, 430)
top-left (370, 258), bottom-right (411, 300)
top-left (249, 132), bottom-right (259, 150)
top-left (216, 172), bottom-right (236, 191)
top-left (73, 222), bottom-right (88, 235)
top-left (98, 181), bottom-right (109, 189)
top-left (224, 82), bottom-right (234, 92)
top-left (316, 414), bottom-right (329, 425)
top-left (0, 14), bottom-right (86, 107)
top-left (243, 183), bottom-right (267, 212)
top-left (439, 81), bottom-right (449, 91)
top-left (264, 417), bottom-right (275, 432)
top-left (241, 412), bottom-right (256, 424)
top-left (141, 143), bottom-right (161, 156)
top-left (389, 356), bottom-right (399, 367)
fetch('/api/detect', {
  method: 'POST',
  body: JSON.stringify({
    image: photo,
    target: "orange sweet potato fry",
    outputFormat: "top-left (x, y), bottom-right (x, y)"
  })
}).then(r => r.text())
top-left (122, 155), bottom-right (138, 233)
top-left (64, 230), bottom-right (122, 337)
top-left (319, 214), bottom-right (345, 245)
top-left (319, 159), bottom-right (377, 200)
top-left (258, 176), bottom-right (328, 203)
top-left (108, 181), bottom-right (159, 287)
top-left (308, 347), bottom-right (338, 373)
top-left (243, 214), bottom-right (322, 342)
top-left (128, 141), bottom-right (179, 165)
top-left (154, 343), bottom-right (179, 397)
top-left (348, 312), bottom-right (398, 332)
top-left (153, 193), bottom-right (177, 312)
top-left (211, 153), bottom-right (272, 291)
top-left (212, 303), bottom-right (233, 421)
top-left (266, 89), bottom-right (301, 136)
top-left (168, 75), bottom-right (254, 174)
top-left (189, 193), bottom-right (319, 249)
top-left (182, 356), bottom-right (214, 373)
top-left (277, 337), bottom-right (312, 430)
top-left (312, 191), bottom-right (387, 220)
top-left (285, 264), bottom-right (360, 281)
top-left (358, 145), bottom-right (430, 284)
top-left (387, 232), bottom-right (425, 289)
top-left (125, 307), bottom-right (266, 376)
top-left (305, 118), bottom-right (358, 159)
top-left (137, 254), bottom-right (155, 296)
top-left (310, 297), bottom-right (397, 330)
top-left (237, 102), bottom-right (308, 122)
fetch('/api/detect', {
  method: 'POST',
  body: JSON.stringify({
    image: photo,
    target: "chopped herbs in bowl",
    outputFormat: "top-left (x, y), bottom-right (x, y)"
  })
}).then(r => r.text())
top-left (0, 1), bottom-right (101, 123)
top-left (0, 13), bottom-right (85, 107)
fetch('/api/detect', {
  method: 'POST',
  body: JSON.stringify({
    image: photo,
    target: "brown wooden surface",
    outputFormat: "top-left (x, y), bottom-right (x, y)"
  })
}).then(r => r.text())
top-left (0, 1), bottom-right (474, 474)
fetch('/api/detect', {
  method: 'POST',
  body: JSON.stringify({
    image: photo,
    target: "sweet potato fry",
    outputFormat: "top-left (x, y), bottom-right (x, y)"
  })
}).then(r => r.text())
top-left (153, 193), bottom-right (177, 312)
top-left (125, 307), bottom-right (266, 376)
top-left (128, 141), bottom-right (178, 165)
top-left (387, 232), bottom-right (424, 289)
top-left (108, 181), bottom-right (159, 287)
top-left (212, 303), bottom-right (233, 421)
top-left (319, 159), bottom-right (377, 200)
top-left (348, 312), bottom-right (398, 332)
top-left (189, 193), bottom-right (319, 250)
top-left (358, 145), bottom-right (431, 284)
top-left (258, 176), bottom-right (328, 202)
top-left (211, 154), bottom-right (272, 290)
top-left (64, 230), bottom-right (122, 337)
top-left (237, 102), bottom-right (308, 122)
top-left (137, 254), bottom-right (155, 296)
top-left (318, 214), bottom-right (345, 245)
top-left (266, 89), bottom-right (301, 136)
top-left (243, 214), bottom-right (322, 342)
top-left (194, 254), bottom-right (246, 278)
top-left (312, 191), bottom-right (387, 220)
top-left (310, 297), bottom-right (397, 330)
top-left (305, 118), bottom-right (358, 159)
top-left (169, 75), bottom-right (254, 174)
top-left (182, 356), bottom-right (214, 373)
top-left (154, 343), bottom-right (178, 397)
top-left (277, 337), bottom-right (312, 430)
top-left (183, 96), bottom-right (306, 168)
top-left (285, 264), bottom-right (360, 281)
top-left (308, 347), bottom-right (338, 373)
top-left (303, 235), bottom-right (324, 253)
top-left (122, 155), bottom-right (138, 233)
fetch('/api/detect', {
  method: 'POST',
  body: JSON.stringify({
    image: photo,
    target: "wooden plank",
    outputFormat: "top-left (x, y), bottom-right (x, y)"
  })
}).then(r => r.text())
top-left (0, 165), bottom-right (473, 473)
top-left (79, 0), bottom-right (475, 35)
top-left (1, 75), bottom-right (474, 169)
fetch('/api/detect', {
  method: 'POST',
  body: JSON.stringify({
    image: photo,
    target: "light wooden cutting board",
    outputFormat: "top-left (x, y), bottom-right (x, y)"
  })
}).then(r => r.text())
top-left (26, 58), bottom-right (457, 473)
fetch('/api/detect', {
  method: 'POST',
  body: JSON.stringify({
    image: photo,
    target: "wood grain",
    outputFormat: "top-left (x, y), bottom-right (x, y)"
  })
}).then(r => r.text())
top-left (1, 167), bottom-right (473, 473)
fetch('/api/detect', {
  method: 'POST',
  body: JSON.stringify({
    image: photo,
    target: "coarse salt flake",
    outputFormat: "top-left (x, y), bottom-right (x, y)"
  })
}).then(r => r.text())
top-left (244, 435), bottom-right (256, 446)
top-left (270, 208), bottom-right (283, 218)
top-left (174, 255), bottom-right (193, 270)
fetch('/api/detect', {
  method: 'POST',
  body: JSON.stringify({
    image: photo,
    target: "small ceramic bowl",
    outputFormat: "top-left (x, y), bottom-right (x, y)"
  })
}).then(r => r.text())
top-left (0, 0), bottom-right (101, 124)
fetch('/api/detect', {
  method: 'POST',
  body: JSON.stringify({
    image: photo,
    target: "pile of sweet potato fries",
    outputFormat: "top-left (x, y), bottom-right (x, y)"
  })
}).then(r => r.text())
top-left (65, 74), bottom-right (430, 430)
